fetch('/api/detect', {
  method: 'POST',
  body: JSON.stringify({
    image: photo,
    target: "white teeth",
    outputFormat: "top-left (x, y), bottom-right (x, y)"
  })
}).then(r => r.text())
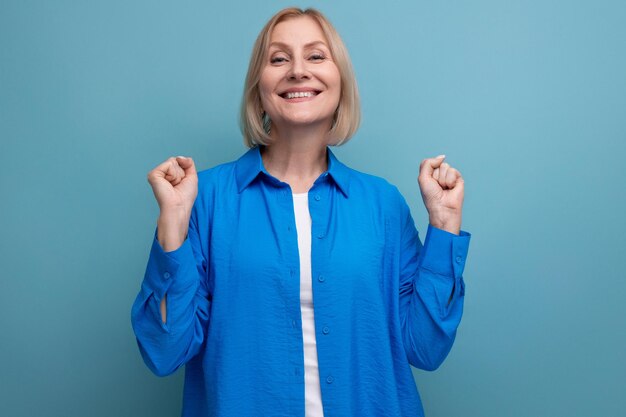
top-left (285, 91), bottom-right (315, 99)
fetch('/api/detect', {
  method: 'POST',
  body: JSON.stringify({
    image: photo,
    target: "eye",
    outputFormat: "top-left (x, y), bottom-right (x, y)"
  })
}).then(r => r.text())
top-left (309, 53), bottom-right (326, 61)
top-left (270, 55), bottom-right (288, 64)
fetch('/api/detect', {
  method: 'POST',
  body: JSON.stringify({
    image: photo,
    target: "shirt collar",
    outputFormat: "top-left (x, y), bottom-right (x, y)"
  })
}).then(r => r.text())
top-left (235, 145), bottom-right (351, 197)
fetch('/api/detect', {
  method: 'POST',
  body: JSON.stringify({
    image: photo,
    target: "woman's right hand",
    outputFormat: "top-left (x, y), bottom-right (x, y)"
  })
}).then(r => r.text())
top-left (147, 156), bottom-right (198, 251)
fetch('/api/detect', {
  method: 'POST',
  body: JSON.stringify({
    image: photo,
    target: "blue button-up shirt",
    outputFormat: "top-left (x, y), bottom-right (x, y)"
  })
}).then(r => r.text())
top-left (131, 146), bottom-right (471, 417)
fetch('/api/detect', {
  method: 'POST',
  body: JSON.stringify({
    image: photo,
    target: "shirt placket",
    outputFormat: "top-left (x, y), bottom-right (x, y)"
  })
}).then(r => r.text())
top-left (272, 181), bottom-right (306, 414)
top-left (307, 177), bottom-right (337, 412)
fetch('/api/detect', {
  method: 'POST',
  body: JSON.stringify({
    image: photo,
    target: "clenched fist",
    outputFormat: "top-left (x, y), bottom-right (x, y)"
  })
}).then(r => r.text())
top-left (147, 156), bottom-right (198, 251)
top-left (418, 155), bottom-right (464, 235)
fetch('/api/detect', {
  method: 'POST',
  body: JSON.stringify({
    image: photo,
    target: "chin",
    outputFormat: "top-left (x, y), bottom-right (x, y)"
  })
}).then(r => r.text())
top-left (283, 113), bottom-right (333, 126)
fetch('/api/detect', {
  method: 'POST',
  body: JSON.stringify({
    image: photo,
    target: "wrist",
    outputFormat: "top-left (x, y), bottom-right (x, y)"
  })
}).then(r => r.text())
top-left (157, 210), bottom-right (190, 251)
top-left (428, 211), bottom-right (461, 235)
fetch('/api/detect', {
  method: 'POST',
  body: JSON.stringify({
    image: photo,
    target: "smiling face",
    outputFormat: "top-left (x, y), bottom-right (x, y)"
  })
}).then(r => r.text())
top-left (258, 15), bottom-right (342, 134)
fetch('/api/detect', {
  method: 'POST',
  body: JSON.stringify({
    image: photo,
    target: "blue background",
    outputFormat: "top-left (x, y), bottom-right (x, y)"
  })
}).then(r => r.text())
top-left (1, 0), bottom-right (625, 416)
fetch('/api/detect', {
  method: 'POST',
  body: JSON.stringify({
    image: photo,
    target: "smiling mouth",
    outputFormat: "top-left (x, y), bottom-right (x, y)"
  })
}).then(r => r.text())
top-left (279, 90), bottom-right (321, 100)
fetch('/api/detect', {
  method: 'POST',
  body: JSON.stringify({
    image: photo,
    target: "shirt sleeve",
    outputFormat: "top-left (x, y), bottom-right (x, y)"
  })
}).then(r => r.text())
top-left (130, 204), bottom-right (211, 377)
top-left (398, 199), bottom-right (471, 371)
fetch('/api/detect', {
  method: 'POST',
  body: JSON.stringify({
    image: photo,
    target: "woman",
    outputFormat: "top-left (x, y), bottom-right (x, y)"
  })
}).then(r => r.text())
top-left (132, 7), bottom-right (471, 417)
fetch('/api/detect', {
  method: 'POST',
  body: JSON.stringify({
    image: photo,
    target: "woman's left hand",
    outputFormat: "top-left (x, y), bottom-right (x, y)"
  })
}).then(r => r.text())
top-left (418, 155), bottom-right (464, 235)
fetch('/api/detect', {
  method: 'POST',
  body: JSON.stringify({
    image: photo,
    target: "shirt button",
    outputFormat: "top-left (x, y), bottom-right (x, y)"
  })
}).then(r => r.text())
top-left (326, 375), bottom-right (334, 384)
top-left (163, 272), bottom-right (171, 279)
top-left (314, 194), bottom-right (321, 201)
top-left (322, 326), bottom-right (330, 334)
top-left (455, 256), bottom-right (462, 263)
top-left (287, 225), bottom-right (291, 232)
top-left (317, 233), bottom-right (325, 239)
top-left (318, 275), bottom-right (325, 282)
top-left (292, 319), bottom-right (297, 328)
top-left (290, 269), bottom-right (294, 277)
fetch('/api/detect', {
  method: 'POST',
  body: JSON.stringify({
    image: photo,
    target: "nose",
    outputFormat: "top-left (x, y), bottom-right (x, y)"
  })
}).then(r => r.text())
top-left (287, 56), bottom-right (310, 81)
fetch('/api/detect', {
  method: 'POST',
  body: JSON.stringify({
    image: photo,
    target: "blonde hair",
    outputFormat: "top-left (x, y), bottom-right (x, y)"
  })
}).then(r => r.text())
top-left (239, 7), bottom-right (361, 148)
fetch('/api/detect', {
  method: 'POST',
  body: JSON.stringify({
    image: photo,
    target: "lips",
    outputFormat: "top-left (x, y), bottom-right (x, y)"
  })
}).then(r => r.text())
top-left (278, 88), bottom-right (322, 99)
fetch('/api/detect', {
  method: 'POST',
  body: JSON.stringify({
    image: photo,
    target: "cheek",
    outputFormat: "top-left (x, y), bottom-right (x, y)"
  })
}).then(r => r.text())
top-left (329, 79), bottom-right (342, 107)
top-left (258, 89), bottom-right (271, 110)
top-left (258, 71), bottom-right (277, 106)
top-left (325, 68), bottom-right (342, 100)
top-left (259, 91), bottom-right (276, 115)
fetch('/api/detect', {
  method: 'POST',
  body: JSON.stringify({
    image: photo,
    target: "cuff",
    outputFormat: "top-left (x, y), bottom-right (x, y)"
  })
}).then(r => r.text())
top-left (142, 229), bottom-right (196, 299)
top-left (418, 224), bottom-right (471, 278)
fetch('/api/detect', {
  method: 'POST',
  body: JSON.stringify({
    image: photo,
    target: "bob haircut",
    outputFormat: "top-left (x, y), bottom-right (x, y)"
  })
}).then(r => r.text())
top-left (239, 7), bottom-right (361, 148)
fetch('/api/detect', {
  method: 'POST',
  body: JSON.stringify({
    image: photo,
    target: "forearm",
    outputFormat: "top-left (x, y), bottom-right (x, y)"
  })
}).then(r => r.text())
top-left (156, 208), bottom-right (192, 322)
top-left (402, 271), bottom-right (464, 370)
top-left (401, 224), bottom-right (471, 370)
top-left (132, 287), bottom-right (209, 376)
top-left (160, 296), bottom-right (167, 323)
top-left (157, 208), bottom-right (191, 252)
top-left (131, 228), bottom-right (210, 376)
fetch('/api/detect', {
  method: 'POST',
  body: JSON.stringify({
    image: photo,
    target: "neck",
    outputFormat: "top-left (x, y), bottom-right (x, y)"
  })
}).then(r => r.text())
top-left (261, 124), bottom-right (329, 193)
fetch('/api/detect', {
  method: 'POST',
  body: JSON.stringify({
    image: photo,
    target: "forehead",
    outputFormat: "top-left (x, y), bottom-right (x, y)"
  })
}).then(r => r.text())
top-left (269, 16), bottom-right (328, 47)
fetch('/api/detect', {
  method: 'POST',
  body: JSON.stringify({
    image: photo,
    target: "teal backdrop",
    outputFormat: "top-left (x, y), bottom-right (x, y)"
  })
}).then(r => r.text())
top-left (1, 0), bottom-right (625, 416)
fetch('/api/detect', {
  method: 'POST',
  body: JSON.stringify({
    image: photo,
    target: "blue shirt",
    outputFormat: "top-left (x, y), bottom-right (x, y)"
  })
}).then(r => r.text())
top-left (131, 146), bottom-right (471, 417)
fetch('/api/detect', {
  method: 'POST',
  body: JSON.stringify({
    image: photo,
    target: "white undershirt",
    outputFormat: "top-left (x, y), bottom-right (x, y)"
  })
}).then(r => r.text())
top-left (292, 192), bottom-right (324, 417)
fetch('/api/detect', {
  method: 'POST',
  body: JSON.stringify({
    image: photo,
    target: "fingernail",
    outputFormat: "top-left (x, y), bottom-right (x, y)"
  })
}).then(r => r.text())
top-left (436, 154), bottom-right (446, 159)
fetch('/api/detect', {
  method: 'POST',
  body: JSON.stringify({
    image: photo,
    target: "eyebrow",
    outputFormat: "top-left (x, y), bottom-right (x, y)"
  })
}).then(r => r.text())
top-left (268, 41), bottom-right (329, 50)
